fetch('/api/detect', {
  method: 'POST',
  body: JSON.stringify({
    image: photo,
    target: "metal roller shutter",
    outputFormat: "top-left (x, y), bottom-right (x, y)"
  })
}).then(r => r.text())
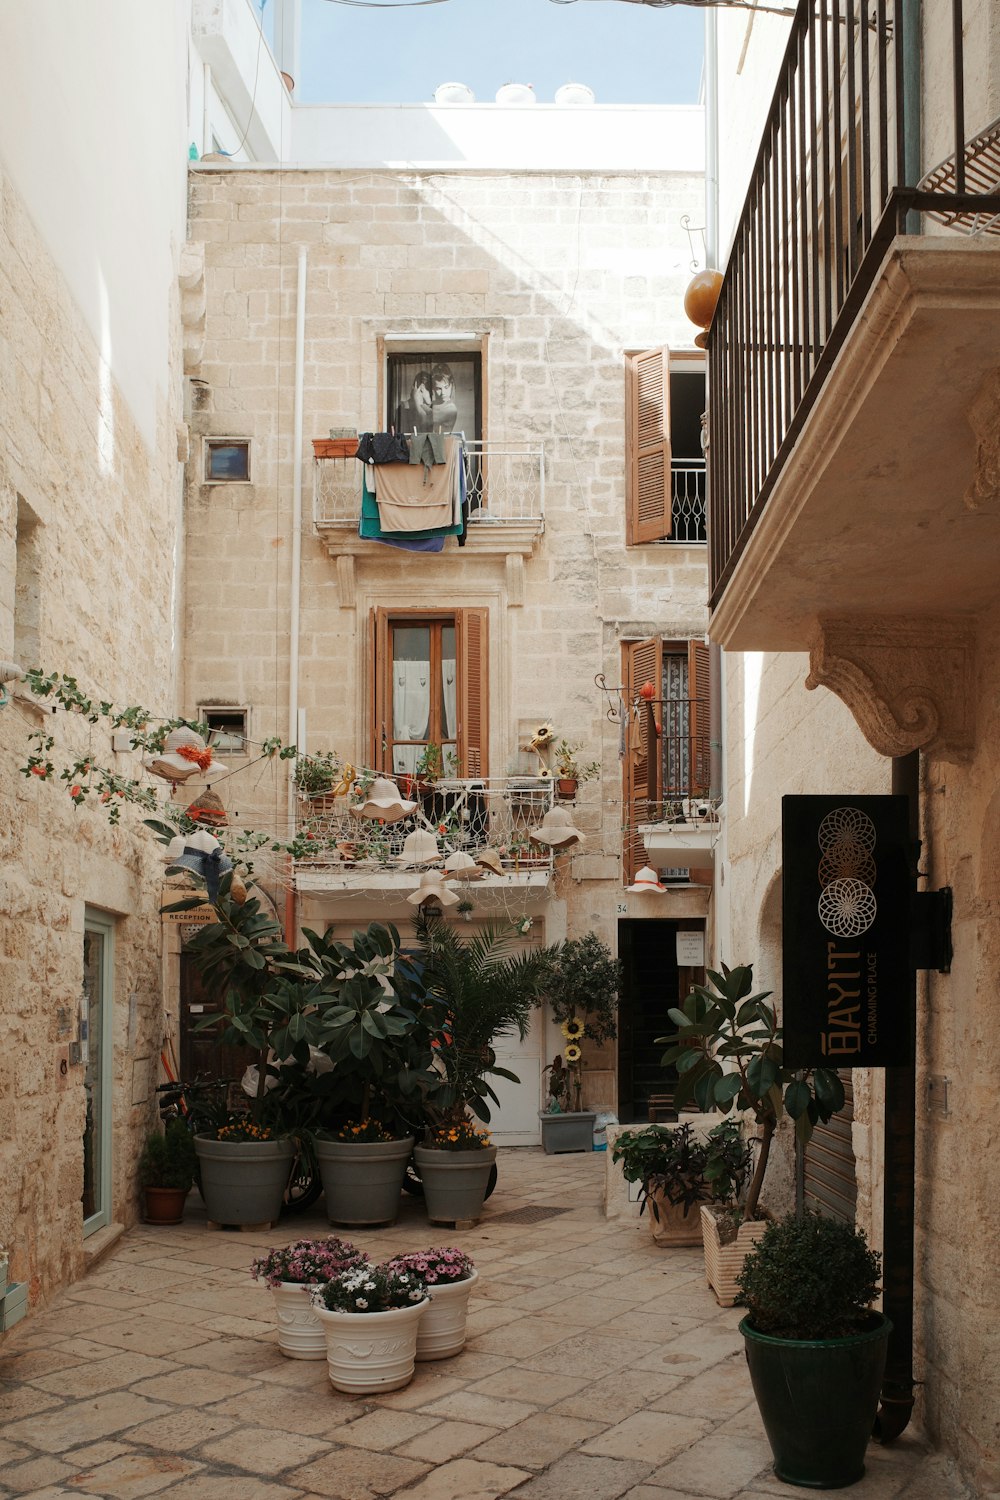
top-left (803, 1070), bottom-right (857, 1223)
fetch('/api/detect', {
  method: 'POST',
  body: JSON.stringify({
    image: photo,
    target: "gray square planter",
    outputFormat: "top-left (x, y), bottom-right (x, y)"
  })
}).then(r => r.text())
top-left (539, 1110), bottom-right (596, 1154)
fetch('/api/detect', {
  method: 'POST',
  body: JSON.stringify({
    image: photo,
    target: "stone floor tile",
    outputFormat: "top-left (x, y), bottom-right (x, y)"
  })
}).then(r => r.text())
top-left (471, 1411), bottom-right (609, 1469)
top-left (63, 1440), bottom-right (135, 1467)
top-left (32, 1352), bottom-right (179, 1398)
top-left (285, 1445), bottom-right (430, 1498)
top-left (467, 1367), bottom-right (590, 1405)
top-left (199, 1314), bottom-right (276, 1339)
top-left (619, 1489), bottom-right (706, 1500)
top-left (646, 1433), bottom-right (773, 1497)
top-left (4, 1393), bottom-right (174, 1453)
top-left (24, 1303), bottom-right (132, 1338)
top-left (0, 1383), bottom-right (63, 1420)
top-left (470, 1315), bottom-right (583, 1359)
top-left (522, 1332), bottom-right (660, 1377)
top-left (122, 1408), bottom-right (241, 1452)
top-left (0, 1436), bottom-right (34, 1464)
top-left (650, 1354), bottom-right (758, 1421)
top-left (393, 1456), bottom-right (531, 1500)
top-left (504, 1451), bottom-right (651, 1500)
top-left (334, 1407), bottom-right (440, 1451)
top-left (465, 1303), bottom-right (531, 1334)
top-left (82, 1316), bottom-right (224, 1358)
top-left (1, 1348), bottom-right (90, 1382)
top-left (419, 1390), bottom-right (540, 1427)
top-left (582, 1410), bottom-right (713, 1465)
top-left (369, 1371), bottom-right (469, 1411)
top-left (198, 1423), bottom-right (331, 1474)
top-left (128, 1368), bottom-right (260, 1406)
top-left (634, 1324), bottom-right (745, 1379)
top-left (177, 1336), bottom-right (284, 1375)
top-left (591, 1311), bottom-right (705, 1344)
top-left (2, 1455), bottom-right (77, 1491)
top-left (395, 1419), bottom-right (501, 1463)
top-left (207, 1382), bottom-right (359, 1436)
top-left (149, 1479), bottom-right (304, 1500)
top-left (549, 1369), bottom-right (685, 1424)
top-left (64, 1289), bottom-right (151, 1312)
top-left (63, 1452), bottom-right (203, 1498)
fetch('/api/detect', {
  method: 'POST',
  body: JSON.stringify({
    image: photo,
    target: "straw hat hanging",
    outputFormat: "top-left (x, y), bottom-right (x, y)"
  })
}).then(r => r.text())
top-left (350, 776), bottom-right (417, 823)
top-left (474, 848), bottom-right (504, 876)
top-left (529, 806), bottom-right (586, 849)
top-left (185, 788), bottom-right (228, 827)
top-left (162, 828), bottom-right (233, 902)
top-left (406, 872), bottom-right (460, 908)
top-left (395, 829), bottom-right (442, 866)
top-left (443, 850), bottom-right (484, 881)
top-left (146, 727), bottom-right (224, 784)
top-left (626, 865), bottom-right (666, 893)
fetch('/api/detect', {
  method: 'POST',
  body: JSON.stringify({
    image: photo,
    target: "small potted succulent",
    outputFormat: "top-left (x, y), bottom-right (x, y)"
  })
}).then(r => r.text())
top-left (736, 1211), bottom-right (890, 1489)
top-left (138, 1121), bottom-right (198, 1224)
top-left (311, 1262), bottom-right (429, 1394)
top-left (386, 1246), bottom-right (477, 1361)
top-left (250, 1237), bottom-right (366, 1359)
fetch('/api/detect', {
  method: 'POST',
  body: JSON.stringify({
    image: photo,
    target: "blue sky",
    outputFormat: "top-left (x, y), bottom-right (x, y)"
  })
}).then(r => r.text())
top-left (276, 0), bottom-right (704, 106)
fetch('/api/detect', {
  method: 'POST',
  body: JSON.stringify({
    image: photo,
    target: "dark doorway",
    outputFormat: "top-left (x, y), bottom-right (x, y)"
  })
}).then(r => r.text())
top-left (179, 953), bottom-right (256, 1084)
top-left (617, 919), bottom-right (681, 1123)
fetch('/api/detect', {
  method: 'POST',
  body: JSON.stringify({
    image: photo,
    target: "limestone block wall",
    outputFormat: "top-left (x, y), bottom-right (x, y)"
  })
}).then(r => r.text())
top-left (183, 163), bottom-right (711, 1114)
top-left (0, 163), bottom-right (182, 1311)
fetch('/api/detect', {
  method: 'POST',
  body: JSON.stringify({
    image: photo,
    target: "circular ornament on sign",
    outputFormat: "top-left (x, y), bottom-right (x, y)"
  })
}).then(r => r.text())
top-left (818, 842), bottom-right (876, 888)
top-left (817, 805), bottom-right (877, 853)
top-left (818, 878), bottom-right (877, 937)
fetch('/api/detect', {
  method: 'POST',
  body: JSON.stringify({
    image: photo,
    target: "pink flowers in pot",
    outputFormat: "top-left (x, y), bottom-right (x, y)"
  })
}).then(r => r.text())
top-left (250, 1236), bottom-right (365, 1289)
top-left (386, 1246), bottom-right (475, 1285)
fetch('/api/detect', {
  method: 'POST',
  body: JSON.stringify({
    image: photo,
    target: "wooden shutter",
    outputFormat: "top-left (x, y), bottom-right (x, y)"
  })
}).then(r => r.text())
top-left (372, 608), bottom-right (391, 771)
top-left (457, 607), bottom-right (489, 777)
top-left (622, 636), bottom-right (663, 883)
top-left (687, 638), bottom-right (712, 797)
top-left (626, 348), bottom-right (672, 544)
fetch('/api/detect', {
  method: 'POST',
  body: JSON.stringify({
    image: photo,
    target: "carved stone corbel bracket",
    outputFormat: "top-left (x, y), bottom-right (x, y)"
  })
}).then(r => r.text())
top-left (806, 616), bottom-right (976, 763)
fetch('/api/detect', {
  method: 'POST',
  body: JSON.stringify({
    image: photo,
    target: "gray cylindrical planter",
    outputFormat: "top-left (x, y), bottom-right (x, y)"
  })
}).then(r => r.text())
top-left (414, 1144), bottom-right (498, 1225)
top-left (539, 1110), bottom-right (596, 1154)
top-left (194, 1135), bottom-right (295, 1226)
top-left (315, 1137), bottom-right (415, 1227)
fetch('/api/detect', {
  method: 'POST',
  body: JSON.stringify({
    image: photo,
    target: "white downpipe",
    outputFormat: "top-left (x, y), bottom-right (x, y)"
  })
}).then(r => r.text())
top-left (288, 246), bottom-right (307, 832)
top-left (203, 62), bottom-right (211, 158)
top-left (704, 10), bottom-right (719, 267)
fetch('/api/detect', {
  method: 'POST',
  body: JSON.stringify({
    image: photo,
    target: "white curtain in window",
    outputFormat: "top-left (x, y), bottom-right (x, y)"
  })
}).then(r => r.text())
top-left (394, 660), bottom-right (430, 741)
top-left (441, 658), bottom-right (456, 739)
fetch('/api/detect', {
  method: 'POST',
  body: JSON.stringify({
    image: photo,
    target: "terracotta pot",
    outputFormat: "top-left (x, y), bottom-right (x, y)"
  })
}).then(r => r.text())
top-left (142, 1186), bottom-right (189, 1225)
top-left (311, 438), bottom-right (355, 459)
top-left (556, 778), bottom-right (578, 800)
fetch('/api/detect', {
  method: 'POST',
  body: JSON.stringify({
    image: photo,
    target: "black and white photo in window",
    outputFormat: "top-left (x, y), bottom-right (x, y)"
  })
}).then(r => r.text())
top-left (388, 352), bottom-right (482, 440)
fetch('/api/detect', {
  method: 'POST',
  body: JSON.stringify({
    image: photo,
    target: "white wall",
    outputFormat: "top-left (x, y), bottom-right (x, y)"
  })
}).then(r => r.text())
top-left (0, 1), bottom-right (189, 450)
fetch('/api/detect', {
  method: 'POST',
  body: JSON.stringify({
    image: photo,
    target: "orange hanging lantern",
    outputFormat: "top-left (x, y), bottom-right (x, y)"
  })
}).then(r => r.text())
top-left (683, 269), bottom-right (724, 349)
top-left (639, 681), bottom-right (656, 701)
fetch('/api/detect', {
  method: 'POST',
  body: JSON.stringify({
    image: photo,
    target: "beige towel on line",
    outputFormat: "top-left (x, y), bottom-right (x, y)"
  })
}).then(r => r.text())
top-left (375, 437), bottom-right (458, 533)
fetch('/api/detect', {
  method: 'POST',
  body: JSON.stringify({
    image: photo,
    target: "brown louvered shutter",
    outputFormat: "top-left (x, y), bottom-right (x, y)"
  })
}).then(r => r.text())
top-left (372, 608), bottom-right (391, 771)
top-left (622, 636), bottom-right (663, 883)
top-left (457, 607), bottom-right (489, 776)
top-left (687, 638), bottom-right (712, 797)
top-left (626, 348), bottom-right (672, 544)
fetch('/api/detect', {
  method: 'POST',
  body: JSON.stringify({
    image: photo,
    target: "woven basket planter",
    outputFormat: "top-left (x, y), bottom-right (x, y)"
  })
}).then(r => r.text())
top-left (700, 1205), bottom-right (769, 1306)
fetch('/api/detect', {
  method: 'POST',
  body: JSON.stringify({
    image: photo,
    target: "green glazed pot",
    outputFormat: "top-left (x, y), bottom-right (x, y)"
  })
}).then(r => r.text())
top-left (314, 1137), bottom-right (415, 1227)
top-left (194, 1135), bottom-right (295, 1227)
top-left (740, 1313), bottom-right (892, 1489)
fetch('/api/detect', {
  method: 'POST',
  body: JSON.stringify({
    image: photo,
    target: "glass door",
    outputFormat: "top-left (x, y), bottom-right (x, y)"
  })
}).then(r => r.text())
top-left (82, 911), bottom-right (114, 1235)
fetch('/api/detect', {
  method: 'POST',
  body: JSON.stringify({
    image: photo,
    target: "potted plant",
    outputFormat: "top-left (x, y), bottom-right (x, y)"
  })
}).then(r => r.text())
top-left (250, 1236), bottom-right (365, 1360)
top-left (386, 1246), bottom-right (477, 1361)
top-left (736, 1211), bottom-right (890, 1489)
top-left (311, 1262), bottom-right (429, 1394)
top-left (536, 932), bottom-right (619, 1152)
top-left (292, 750), bottom-right (342, 804)
top-left (553, 740), bottom-right (600, 800)
top-left (412, 912), bottom-right (556, 1220)
top-left (611, 1118), bottom-right (751, 1247)
top-left (138, 1121), bottom-right (197, 1224)
top-left (657, 963), bottom-right (846, 1304)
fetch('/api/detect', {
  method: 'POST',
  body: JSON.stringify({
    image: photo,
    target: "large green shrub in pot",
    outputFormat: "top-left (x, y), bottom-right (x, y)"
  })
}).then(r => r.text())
top-left (657, 963), bottom-right (845, 1220)
top-left (736, 1211), bottom-right (883, 1340)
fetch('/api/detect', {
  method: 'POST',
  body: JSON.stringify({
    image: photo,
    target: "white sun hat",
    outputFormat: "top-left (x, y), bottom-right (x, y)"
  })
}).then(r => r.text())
top-left (146, 727), bottom-right (224, 784)
top-left (395, 829), bottom-right (442, 866)
top-left (349, 776), bottom-right (417, 823)
top-left (473, 848), bottom-right (504, 876)
top-left (627, 865), bottom-right (667, 893)
top-left (443, 850), bottom-right (483, 881)
top-left (529, 806), bottom-right (586, 848)
top-left (406, 872), bottom-right (460, 908)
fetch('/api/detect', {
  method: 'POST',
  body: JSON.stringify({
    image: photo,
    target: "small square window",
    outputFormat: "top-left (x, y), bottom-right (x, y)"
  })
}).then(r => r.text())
top-left (205, 439), bottom-right (251, 483)
top-left (200, 706), bottom-right (249, 755)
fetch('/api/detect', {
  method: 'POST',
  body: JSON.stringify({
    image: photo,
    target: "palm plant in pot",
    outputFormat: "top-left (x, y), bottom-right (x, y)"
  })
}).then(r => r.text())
top-left (611, 1118), bottom-right (751, 1248)
top-left (536, 931), bottom-right (619, 1153)
top-left (138, 1121), bottom-right (198, 1224)
top-left (411, 911), bottom-right (557, 1222)
top-left (736, 1211), bottom-right (889, 1489)
top-left (657, 963), bottom-right (846, 1304)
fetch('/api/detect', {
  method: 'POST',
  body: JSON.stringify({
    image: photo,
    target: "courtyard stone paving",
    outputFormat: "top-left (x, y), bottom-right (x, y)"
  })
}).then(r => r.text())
top-left (0, 1149), bottom-right (972, 1500)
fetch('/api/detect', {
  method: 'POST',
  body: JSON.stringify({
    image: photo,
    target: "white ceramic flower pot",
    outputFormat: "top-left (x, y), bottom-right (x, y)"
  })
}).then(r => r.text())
top-left (313, 1299), bottom-right (428, 1394)
top-left (416, 1268), bottom-right (477, 1361)
top-left (271, 1281), bottom-right (327, 1360)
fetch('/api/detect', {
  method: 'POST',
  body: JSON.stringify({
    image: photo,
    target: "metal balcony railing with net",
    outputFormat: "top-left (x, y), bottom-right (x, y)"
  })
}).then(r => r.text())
top-left (293, 777), bottom-right (556, 877)
top-left (313, 444), bottom-right (545, 532)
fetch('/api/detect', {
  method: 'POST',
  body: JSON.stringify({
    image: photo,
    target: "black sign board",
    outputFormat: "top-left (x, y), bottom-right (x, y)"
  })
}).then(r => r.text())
top-left (782, 795), bottom-right (913, 1069)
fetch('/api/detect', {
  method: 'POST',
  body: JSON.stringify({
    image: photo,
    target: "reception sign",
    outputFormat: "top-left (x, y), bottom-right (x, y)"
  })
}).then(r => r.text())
top-left (782, 796), bottom-right (913, 1068)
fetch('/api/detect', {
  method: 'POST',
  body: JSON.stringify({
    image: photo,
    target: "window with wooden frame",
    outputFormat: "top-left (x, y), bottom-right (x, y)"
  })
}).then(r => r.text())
top-left (625, 349), bottom-right (706, 545)
top-left (621, 636), bottom-right (713, 883)
top-left (372, 608), bottom-right (489, 779)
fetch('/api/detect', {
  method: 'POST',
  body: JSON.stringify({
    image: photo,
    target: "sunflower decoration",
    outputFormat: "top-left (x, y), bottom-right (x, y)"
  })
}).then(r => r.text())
top-left (527, 721), bottom-right (556, 753)
top-left (561, 1017), bottom-right (584, 1042)
top-left (563, 1043), bottom-right (582, 1064)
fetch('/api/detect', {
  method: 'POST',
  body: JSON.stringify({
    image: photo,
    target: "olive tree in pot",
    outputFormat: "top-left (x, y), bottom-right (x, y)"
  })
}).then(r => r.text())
top-left (736, 1212), bottom-right (889, 1489)
top-left (658, 963), bottom-right (845, 1304)
top-left (535, 931), bottom-right (619, 1153)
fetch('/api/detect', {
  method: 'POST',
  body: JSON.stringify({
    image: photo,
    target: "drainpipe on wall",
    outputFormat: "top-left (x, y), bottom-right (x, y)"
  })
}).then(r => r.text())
top-left (875, 750), bottom-right (919, 1442)
top-left (902, 0), bottom-right (922, 234)
top-left (284, 245), bottom-right (307, 944)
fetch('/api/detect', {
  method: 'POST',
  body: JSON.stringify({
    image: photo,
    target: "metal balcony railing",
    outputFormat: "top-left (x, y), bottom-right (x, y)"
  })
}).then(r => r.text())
top-left (623, 697), bottom-right (715, 880)
top-left (293, 777), bottom-right (556, 875)
top-left (708, 0), bottom-right (1000, 605)
top-left (313, 443), bottom-right (545, 532)
top-left (669, 461), bottom-right (707, 544)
